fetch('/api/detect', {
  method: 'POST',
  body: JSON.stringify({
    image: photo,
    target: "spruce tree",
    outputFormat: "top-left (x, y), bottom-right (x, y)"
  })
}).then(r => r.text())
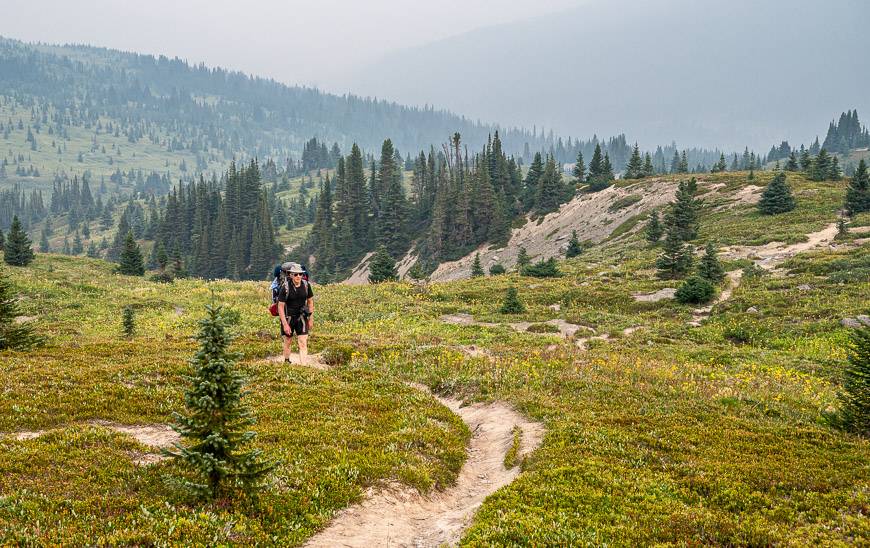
top-left (785, 152), bottom-right (799, 171)
top-left (499, 287), bottom-right (525, 314)
top-left (122, 306), bottom-right (135, 338)
top-left (368, 246), bottom-right (398, 283)
top-left (667, 180), bottom-right (699, 241)
top-left (471, 253), bottom-right (484, 277)
top-left (0, 229), bottom-right (4, 251)
top-left (3, 216), bottom-right (34, 266)
top-left (643, 153), bottom-right (655, 177)
top-left (838, 325), bottom-right (870, 436)
top-left (165, 299), bottom-right (275, 499)
top-left (0, 265), bottom-right (41, 350)
top-left (118, 231), bottom-right (145, 275)
top-left (844, 159), bottom-right (870, 215)
top-left (516, 246), bottom-right (531, 270)
top-left (758, 171), bottom-right (796, 215)
top-left (565, 230), bottom-right (582, 258)
top-left (572, 150), bottom-right (586, 182)
top-left (656, 222), bottom-right (693, 279)
top-left (645, 211), bottom-right (664, 243)
top-left (697, 242), bottom-right (725, 284)
top-left (625, 143), bottom-right (643, 179)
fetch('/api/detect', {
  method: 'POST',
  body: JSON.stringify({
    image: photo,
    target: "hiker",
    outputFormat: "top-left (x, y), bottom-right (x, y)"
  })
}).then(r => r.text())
top-left (277, 262), bottom-right (314, 365)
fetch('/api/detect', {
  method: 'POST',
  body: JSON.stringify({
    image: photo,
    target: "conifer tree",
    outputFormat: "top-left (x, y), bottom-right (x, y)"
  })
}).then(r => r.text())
top-left (642, 153), bottom-right (655, 177)
top-left (828, 155), bottom-right (841, 181)
top-left (122, 306), bottom-right (135, 338)
top-left (516, 246), bottom-right (531, 270)
top-left (667, 180), bottom-right (699, 241)
top-left (3, 216), bottom-right (34, 266)
top-left (565, 230), bottom-right (582, 258)
top-left (645, 211), bottom-right (664, 243)
top-left (572, 150), bottom-right (586, 182)
top-left (523, 152), bottom-right (544, 208)
top-left (758, 171), bottom-right (796, 215)
top-left (844, 159), bottom-right (870, 215)
top-left (624, 143), bottom-right (643, 179)
top-left (535, 155), bottom-right (566, 213)
top-left (697, 242), bottom-right (725, 284)
top-left (0, 265), bottom-right (41, 350)
top-left (118, 231), bottom-right (145, 275)
top-left (656, 222), bottom-right (693, 279)
top-left (471, 253), bottom-right (484, 277)
top-left (838, 325), bottom-right (870, 436)
top-left (499, 287), bottom-right (525, 314)
top-left (0, 229), bottom-right (4, 251)
top-left (165, 299), bottom-right (275, 499)
top-left (589, 144), bottom-right (604, 178)
top-left (677, 150), bottom-right (689, 173)
top-left (368, 246), bottom-right (398, 283)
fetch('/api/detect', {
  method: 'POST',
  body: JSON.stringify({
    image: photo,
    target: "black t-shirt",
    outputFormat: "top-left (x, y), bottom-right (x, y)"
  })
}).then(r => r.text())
top-left (277, 280), bottom-right (313, 316)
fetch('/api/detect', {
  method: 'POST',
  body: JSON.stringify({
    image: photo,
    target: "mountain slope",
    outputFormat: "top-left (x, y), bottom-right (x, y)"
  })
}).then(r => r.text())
top-left (344, 0), bottom-right (870, 150)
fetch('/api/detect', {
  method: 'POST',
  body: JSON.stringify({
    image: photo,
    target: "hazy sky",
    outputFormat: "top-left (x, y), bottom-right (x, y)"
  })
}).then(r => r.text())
top-left (0, 0), bottom-right (583, 90)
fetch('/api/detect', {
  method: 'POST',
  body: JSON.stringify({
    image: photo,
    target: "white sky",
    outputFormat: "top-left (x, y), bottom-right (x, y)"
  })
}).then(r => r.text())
top-left (0, 0), bottom-right (583, 92)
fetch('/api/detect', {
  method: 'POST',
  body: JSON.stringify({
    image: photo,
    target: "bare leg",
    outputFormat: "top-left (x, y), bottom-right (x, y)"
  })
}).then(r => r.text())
top-left (282, 334), bottom-right (293, 361)
top-left (297, 334), bottom-right (309, 365)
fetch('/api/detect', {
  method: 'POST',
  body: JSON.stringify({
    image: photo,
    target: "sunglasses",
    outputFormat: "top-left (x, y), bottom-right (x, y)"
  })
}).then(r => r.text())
top-left (290, 273), bottom-right (303, 277)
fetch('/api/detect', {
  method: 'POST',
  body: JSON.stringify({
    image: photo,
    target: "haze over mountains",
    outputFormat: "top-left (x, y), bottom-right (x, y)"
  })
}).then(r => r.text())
top-left (342, 0), bottom-right (870, 151)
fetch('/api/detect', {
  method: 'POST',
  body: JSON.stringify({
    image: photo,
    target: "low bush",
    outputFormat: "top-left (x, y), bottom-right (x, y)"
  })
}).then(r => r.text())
top-left (675, 276), bottom-right (715, 304)
top-left (522, 258), bottom-right (562, 278)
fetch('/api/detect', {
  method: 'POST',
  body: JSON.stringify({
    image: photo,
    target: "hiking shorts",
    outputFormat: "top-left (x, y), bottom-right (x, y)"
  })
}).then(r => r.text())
top-left (280, 314), bottom-right (308, 337)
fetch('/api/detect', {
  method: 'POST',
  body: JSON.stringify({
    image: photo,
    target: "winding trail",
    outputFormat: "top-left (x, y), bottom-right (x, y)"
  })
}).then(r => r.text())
top-left (690, 223), bottom-right (840, 326)
top-left (269, 353), bottom-right (545, 548)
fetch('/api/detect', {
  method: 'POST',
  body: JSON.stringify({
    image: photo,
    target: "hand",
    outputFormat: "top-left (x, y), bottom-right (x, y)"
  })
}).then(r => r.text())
top-left (307, 318), bottom-right (313, 331)
top-left (282, 322), bottom-right (290, 334)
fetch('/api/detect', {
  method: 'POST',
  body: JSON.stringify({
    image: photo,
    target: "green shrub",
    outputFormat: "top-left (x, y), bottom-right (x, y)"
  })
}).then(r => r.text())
top-left (675, 276), bottom-right (715, 304)
top-left (526, 323), bottom-right (559, 333)
top-left (608, 194), bottom-right (642, 212)
top-left (522, 258), bottom-right (562, 278)
top-left (322, 345), bottom-right (355, 367)
top-left (489, 264), bottom-right (506, 275)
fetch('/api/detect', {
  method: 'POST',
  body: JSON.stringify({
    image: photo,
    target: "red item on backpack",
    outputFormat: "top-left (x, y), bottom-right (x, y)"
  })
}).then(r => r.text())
top-left (269, 302), bottom-right (279, 317)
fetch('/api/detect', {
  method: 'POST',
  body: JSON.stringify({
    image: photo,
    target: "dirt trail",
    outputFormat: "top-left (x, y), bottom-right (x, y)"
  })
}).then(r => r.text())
top-left (689, 270), bottom-right (743, 326)
top-left (690, 223), bottom-right (839, 326)
top-left (720, 223), bottom-right (838, 270)
top-left (267, 353), bottom-right (545, 547)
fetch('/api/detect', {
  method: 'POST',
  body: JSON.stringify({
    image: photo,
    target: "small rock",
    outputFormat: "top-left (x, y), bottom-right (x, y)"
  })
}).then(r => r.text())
top-left (857, 315), bottom-right (870, 327)
top-left (491, 256), bottom-right (499, 262)
top-left (796, 284), bottom-right (812, 291)
top-left (548, 303), bottom-right (561, 312)
top-left (746, 306), bottom-right (761, 315)
top-left (556, 234), bottom-right (568, 241)
top-left (842, 318), bottom-right (862, 328)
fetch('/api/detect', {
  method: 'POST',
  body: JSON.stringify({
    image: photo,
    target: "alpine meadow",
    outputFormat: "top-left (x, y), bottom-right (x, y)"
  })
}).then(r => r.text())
top-left (0, 1), bottom-right (869, 546)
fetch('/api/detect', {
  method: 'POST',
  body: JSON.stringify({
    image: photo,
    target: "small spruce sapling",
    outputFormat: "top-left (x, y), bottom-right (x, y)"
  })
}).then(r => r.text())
top-left (645, 211), bottom-right (663, 243)
top-left (697, 242), bottom-right (725, 284)
top-left (0, 266), bottom-right (41, 350)
top-left (165, 299), bottom-right (276, 500)
top-left (500, 287), bottom-right (525, 314)
top-left (758, 171), bottom-right (796, 215)
top-left (565, 230), bottom-right (582, 258)
top-left (516, 246), bottom-right (531, 270)
top-left (471, 253), bottom-right (484, 277)
top-left (838, 325), bottom-right (870, 436)
top-left (122, 306), bottom-right (135, 338)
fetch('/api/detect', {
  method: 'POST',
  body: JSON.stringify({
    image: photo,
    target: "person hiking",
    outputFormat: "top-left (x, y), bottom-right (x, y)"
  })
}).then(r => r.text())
top-left (277, 262), bottom-right (314, 365)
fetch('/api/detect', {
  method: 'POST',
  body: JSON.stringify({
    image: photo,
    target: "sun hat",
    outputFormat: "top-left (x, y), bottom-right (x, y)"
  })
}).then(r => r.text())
top-left (281, 262), bottom-right (305, 274)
